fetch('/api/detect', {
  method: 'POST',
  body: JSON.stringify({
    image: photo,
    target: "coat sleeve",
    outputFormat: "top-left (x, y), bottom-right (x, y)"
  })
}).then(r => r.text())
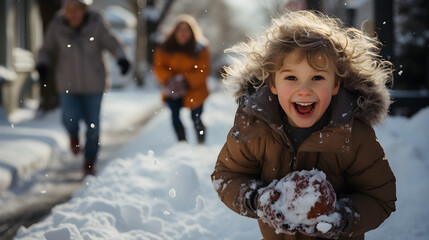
top-left (343, 121), bottom-right (396, 236)
top-left (152, 49), bottom-right (174, 85)
top-left (183, 47), bottom-right (210, 90)
top-left (37, 18), bottom-right (58, 66)
top-left (211, 117), bottom-right (266, 219)
top-left (97, 13), bottom-right (126, 60)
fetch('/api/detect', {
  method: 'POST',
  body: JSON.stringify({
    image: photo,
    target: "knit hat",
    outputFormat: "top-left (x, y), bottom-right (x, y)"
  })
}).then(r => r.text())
top-left (62, 0), bottom-right (93, 6)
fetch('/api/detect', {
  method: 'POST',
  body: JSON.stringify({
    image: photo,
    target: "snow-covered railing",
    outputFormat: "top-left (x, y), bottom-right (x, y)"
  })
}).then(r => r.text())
top-left (0, 65), bottom-right (17, 83)
top-left (12, 48), bottom-right (35, 73)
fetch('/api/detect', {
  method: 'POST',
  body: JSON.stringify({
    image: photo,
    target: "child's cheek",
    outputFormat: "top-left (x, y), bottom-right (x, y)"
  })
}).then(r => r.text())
top-left (277, 94), bottom-right (293, 115)
top-left (318, 90), bottom-right (334, 112)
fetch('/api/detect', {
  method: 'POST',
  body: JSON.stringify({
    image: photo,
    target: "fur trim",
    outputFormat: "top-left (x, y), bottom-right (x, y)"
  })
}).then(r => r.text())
top-left (223, 11), bottom-right (393, 126)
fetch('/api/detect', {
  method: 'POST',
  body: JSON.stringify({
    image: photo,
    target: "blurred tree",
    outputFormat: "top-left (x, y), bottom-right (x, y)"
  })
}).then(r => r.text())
top-left (374, 0), bottom-right (394, 89)
top-left (306, 0), bottom-right (322, 10)
top-left (129, 0), bottom-right (174, 86)
top-left (145, 0), bottom-right (175, 64)
top-left (394, 0), bottom-right (429, 90)
top-left (36, 0), bottom-right (61, 113)
top-left (129, 0), bottom-right (146, 86)
top-left (375, 0), bottom-right (394, 65)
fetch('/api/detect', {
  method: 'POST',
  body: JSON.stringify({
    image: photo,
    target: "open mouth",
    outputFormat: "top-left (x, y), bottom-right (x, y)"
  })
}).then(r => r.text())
top-left (294, 102), bottom-right (316, 116)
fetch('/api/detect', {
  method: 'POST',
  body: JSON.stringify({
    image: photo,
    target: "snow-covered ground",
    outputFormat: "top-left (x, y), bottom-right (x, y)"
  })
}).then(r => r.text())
top-left (0, 82), bottom-right (162, 237)
top-left (12, 85), bottom-right (429, 239)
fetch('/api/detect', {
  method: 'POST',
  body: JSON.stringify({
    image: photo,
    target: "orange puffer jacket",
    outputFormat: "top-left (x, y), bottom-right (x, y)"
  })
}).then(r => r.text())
top-left (152, 45), bottom-right (210, 109)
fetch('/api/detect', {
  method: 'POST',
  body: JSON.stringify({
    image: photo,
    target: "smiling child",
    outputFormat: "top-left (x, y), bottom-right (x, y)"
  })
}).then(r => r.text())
top-left (211, 10), bottom-right (396, 240)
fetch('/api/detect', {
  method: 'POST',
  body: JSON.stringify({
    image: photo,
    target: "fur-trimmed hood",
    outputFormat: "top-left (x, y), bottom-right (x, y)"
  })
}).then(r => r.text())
top-left (228, 74), bottom-right (390, 127)
top-left (223, 10), bottom-right (393, 127)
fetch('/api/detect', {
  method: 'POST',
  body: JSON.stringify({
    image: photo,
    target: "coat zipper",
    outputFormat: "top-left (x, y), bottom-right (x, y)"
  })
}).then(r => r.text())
top-left (283, 135), bottom-right (297, 171)
top-left (276, 126), bottom-right (297, 172)
top-left (289, 155), bottom-right (297, 171)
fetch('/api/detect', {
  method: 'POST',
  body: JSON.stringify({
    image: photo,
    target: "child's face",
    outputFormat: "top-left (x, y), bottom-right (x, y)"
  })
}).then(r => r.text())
top-left (270, 49), bottom-right (340, 128)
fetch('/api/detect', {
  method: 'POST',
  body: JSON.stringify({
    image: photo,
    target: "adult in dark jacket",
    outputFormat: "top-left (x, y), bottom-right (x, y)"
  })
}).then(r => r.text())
top-left (211, 11), bottom-right (396, 240)
top-left (36, 0), bottom-right (130, 175)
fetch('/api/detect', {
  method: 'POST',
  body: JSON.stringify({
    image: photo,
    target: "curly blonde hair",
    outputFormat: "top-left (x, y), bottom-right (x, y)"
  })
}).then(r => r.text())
top-left (224, 10), bottom-right (393, 98)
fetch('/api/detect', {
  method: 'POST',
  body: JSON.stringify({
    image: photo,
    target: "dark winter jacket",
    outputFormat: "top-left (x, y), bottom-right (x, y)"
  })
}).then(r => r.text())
top-left (211, 81), bottom-right (397, 240)
top-left (37, 10), bottom-right (127, 94)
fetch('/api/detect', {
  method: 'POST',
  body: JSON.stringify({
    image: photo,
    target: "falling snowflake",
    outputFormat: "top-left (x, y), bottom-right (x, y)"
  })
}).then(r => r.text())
top-left (169, 188), bottom-right (176, 198)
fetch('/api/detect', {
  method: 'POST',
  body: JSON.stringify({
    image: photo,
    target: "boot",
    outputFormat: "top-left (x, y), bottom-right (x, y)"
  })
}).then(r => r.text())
top-left (174, 126), bottom-right (186, 142)
top-left (82, 160), bottom-right (95, 176)
top-left (70, 136), bottom-right (80, 155)
top-left (195, 125), bottom-right (206, 144)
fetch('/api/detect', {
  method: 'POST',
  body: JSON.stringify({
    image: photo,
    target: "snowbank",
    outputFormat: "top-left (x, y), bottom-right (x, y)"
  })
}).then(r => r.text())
top-left (15, 92), bottom-right (261, 240)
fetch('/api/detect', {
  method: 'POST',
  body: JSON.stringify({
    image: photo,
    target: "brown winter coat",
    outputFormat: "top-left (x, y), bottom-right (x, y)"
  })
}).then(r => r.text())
top-left (152, 46), bottom-right (210, 110)
top-left (211, 83), bottom-right (396, 240)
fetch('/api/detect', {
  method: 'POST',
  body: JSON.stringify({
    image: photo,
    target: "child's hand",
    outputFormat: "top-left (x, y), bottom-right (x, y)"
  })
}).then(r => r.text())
top-left (296, 198), bottom-right (356, 239)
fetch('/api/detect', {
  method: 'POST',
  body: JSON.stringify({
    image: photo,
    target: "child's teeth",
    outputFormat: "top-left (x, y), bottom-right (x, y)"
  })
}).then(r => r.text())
top-left (297, 102), bottom-right (312, 106)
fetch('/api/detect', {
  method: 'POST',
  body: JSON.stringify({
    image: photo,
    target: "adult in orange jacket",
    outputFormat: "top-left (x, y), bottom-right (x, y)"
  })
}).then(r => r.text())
top-left (153, 14), bottom-right (210, 143)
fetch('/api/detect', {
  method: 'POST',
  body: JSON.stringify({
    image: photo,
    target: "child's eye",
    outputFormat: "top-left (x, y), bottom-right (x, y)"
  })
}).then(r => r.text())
top-left (312, 75), bottom-right (324, 81)
top-left (285, 76), bottom-right (297, 81)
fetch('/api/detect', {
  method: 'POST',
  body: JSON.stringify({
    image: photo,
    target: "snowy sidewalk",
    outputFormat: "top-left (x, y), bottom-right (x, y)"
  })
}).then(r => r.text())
top-left (0, 85), bottom-right (163, 192)
top-left (12, 88), bottom-right (429, 240)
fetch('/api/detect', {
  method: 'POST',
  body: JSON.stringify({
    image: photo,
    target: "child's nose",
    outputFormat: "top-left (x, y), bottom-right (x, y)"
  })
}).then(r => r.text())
top-left (297, 83), bottom-right (312, 96)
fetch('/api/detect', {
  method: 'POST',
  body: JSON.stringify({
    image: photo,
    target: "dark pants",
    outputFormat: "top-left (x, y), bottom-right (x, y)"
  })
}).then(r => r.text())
top-left (166, 98), bottom-right (205, 143)
top-left (60, 93), bottom-right (103, 161)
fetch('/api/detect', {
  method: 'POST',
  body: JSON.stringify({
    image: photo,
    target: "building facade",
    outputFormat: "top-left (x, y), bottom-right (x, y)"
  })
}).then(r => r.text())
top-left (0, 0), bottom-right (43, 118)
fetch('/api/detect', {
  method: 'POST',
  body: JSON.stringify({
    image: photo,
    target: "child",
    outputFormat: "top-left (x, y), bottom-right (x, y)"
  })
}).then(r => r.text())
top-left (211, 10), bottom-right (396, 240)
top-left (152, 14), bottom-right (210, 144)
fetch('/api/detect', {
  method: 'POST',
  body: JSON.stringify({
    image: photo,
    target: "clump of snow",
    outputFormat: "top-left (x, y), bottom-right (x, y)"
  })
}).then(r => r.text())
top-left (15, 91), bottom-right (262, 240)
top-left (316, 222), bottom-right (333, 233)
top-left (258, 169), bottom-right (337, 231)
top-left (168, 163), bottom-right (200, 211)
